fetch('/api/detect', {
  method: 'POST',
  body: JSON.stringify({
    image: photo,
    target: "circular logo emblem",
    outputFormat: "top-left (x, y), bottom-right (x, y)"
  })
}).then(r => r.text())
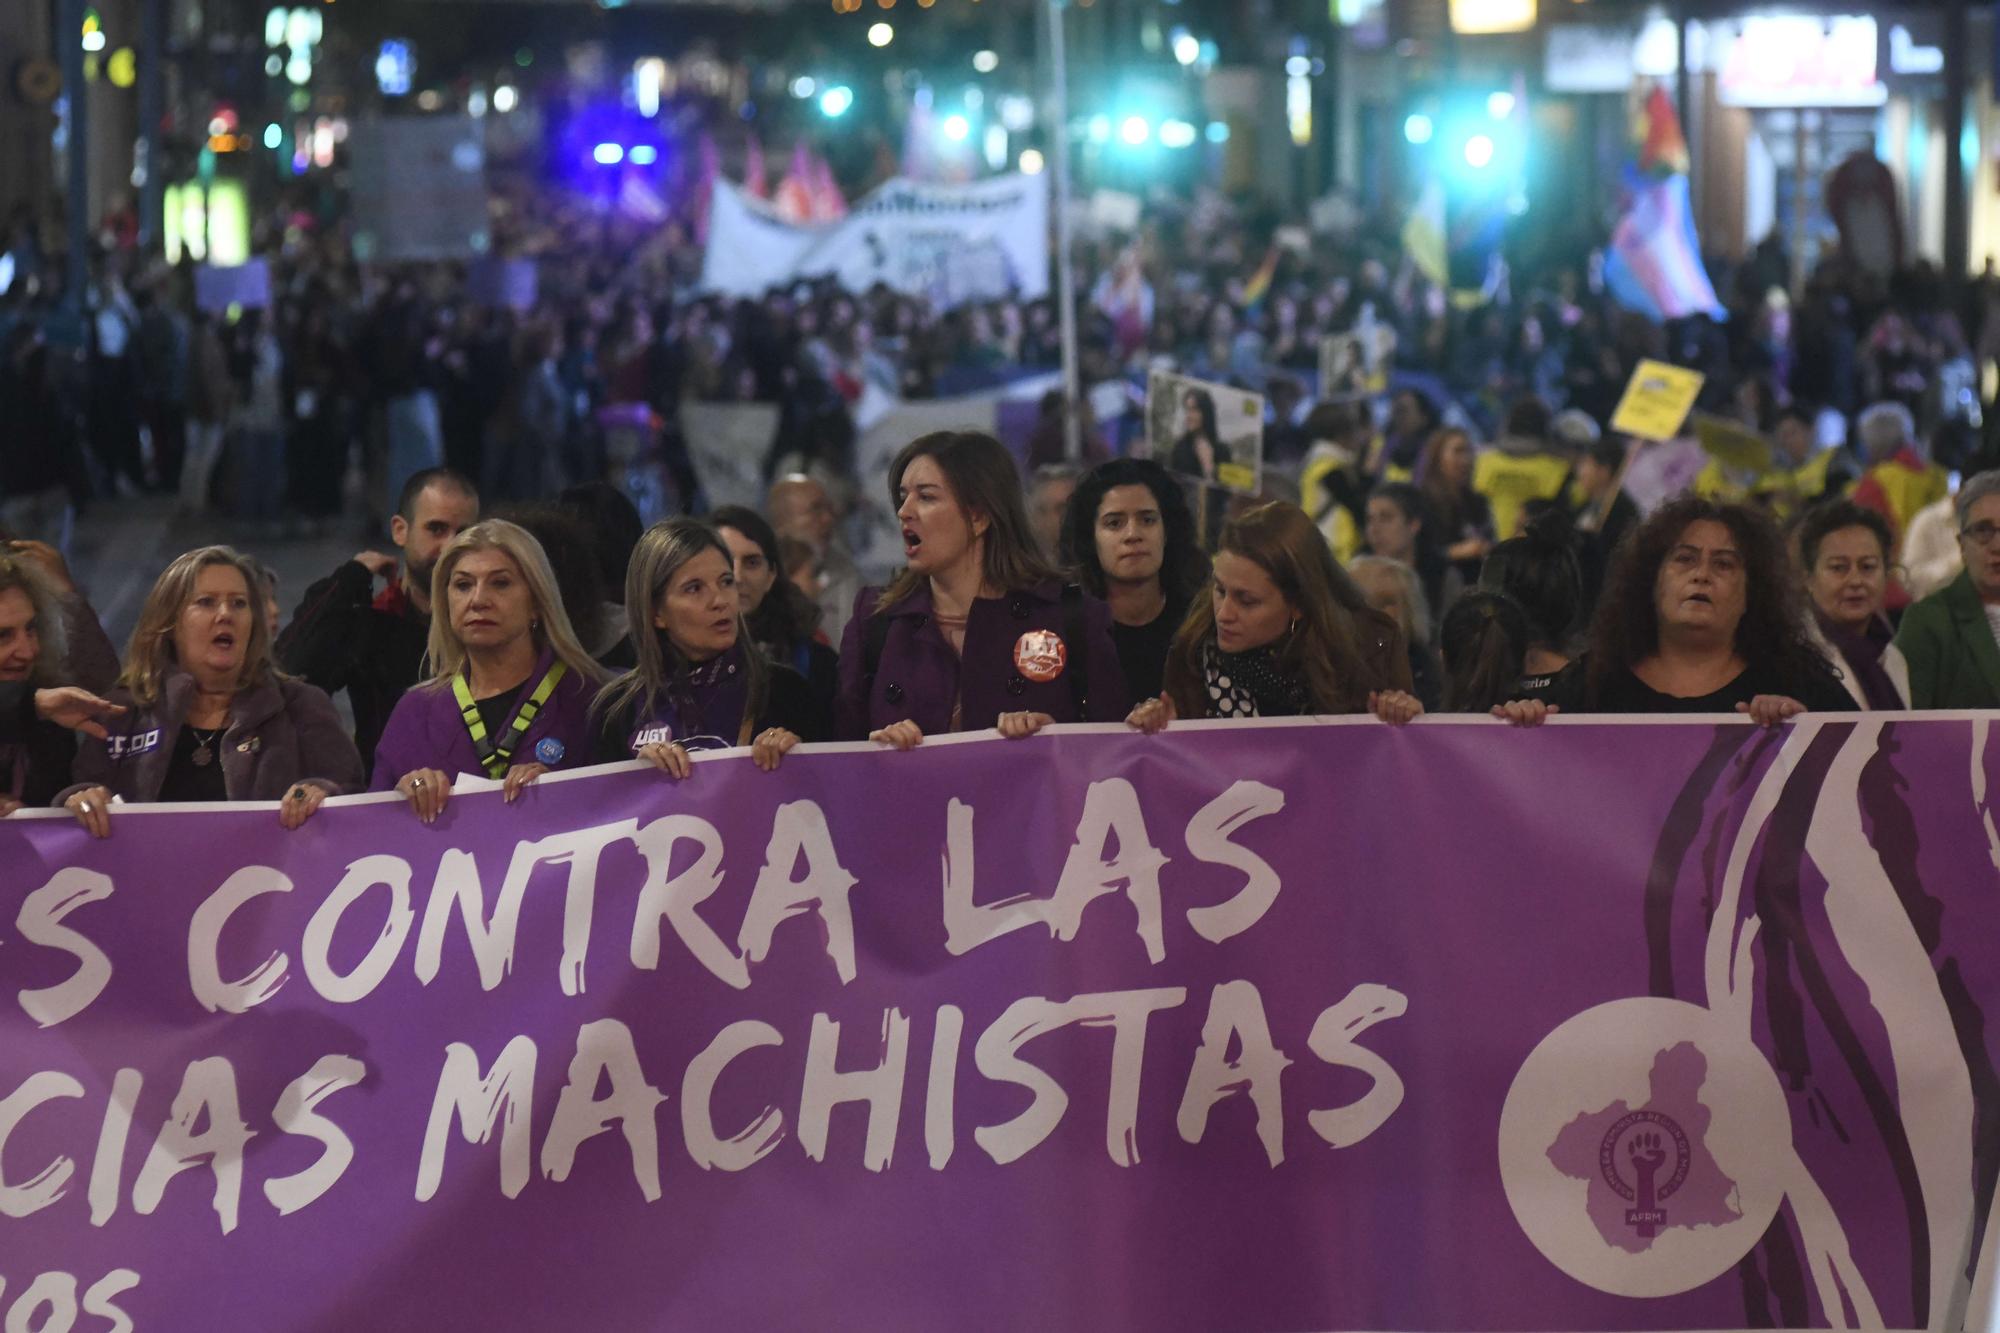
top-left (1496, 997), bottom-right (1790, 1298)
top-left (533, 737), bottom-right (566, 766)
top-left (1013, 629), bottom-right (1067, 683)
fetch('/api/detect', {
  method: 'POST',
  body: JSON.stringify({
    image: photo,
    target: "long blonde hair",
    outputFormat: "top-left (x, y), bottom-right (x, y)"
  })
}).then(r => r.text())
top-left (0, 553), bottom-right (69, 688)
top-left (120, 546), bottom-right (278, 706)
top-left (423, 519), bottom-right (607, 688)
top-left (592, 518), bottom-right (770, 731)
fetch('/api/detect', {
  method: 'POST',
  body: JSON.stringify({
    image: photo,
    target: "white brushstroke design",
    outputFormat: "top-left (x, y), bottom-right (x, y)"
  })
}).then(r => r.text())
top-left (1805, 717), bottom-right (1975, 1330)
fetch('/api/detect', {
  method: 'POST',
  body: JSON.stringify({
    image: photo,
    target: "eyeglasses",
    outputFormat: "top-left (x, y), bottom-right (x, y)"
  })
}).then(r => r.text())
top-left (1963, 523), bottom-right (2000, 547)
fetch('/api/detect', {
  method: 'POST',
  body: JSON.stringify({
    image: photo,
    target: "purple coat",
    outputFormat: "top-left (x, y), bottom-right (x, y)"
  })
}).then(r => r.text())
top-left (835, 580), bottom-right (1131, 740)
top-left (370, 649), bottom-right (600, 791)
top-left (59, 671), bottom-right (363, 805)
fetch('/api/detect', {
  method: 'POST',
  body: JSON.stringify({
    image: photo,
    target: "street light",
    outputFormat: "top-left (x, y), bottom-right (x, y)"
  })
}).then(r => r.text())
top-left (1171, 30), bottom-right (1200, 65)
top-left (819, 85), bottom-right (854, 117)
top-left (973, 49), bottom-right (999, 72)
top-left (1119, 115), bottom-right (1150, 145)
top-left (1403, 113), bottom-right (1433, 144)
top-left (942, 114), bottom-right (970, 141)
top-left (1463, 134), bottom-right (1495, 168)
top-left (867, 22), bottom-right (894, 46)
top-left (1019, 148), bottom-right (1045, 174)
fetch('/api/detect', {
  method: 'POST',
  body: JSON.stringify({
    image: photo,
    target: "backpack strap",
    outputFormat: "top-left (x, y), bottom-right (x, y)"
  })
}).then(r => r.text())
top-left (1061, 583), bottom-right (1091, 719)
top-left (862, 597), bottom-right (893, 698)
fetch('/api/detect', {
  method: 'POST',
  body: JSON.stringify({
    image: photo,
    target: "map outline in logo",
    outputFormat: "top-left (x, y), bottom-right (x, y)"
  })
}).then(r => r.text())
top-left (1497, 997), bottom-right (1791, 1299)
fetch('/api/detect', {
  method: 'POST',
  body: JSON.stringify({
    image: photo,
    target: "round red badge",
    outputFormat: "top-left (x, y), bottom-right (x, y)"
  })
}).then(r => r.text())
top-left (1013, 629), bottom-right (1068, 683)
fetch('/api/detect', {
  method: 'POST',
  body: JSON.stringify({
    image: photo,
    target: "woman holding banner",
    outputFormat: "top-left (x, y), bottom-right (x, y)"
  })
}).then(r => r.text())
top-left (1497, 498), bottom-right (1855, 725)
top-left (372, 520), bottom-right (605, 823)
top-left (1060, 458), bottom-right (1210, 705)
top-left (837, 431), bottom-right (1129, 747)
top-left (591, 518), bottom-right (820, 778)
top-left (1125, 501), bottom-right (1419, 730)
top-left (57, 546), bottom-right (362, 837)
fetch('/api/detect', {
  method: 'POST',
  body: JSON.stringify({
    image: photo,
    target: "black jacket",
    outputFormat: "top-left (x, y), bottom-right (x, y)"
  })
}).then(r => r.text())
top-left (274, 560), bottom-right (431, 780)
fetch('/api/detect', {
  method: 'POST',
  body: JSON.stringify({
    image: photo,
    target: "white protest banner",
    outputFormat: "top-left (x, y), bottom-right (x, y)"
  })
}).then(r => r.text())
top-left (701, 174), bottom-right (1049, 309)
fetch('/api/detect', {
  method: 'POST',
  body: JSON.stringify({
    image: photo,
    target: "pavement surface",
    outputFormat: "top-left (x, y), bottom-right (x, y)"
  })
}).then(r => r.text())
top-left (67, 497), bottom-right (375, 651)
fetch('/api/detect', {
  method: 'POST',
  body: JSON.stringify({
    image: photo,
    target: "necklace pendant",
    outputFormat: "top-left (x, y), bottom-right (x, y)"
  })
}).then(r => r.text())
top-left (192, 745), bottom-right (214, 767)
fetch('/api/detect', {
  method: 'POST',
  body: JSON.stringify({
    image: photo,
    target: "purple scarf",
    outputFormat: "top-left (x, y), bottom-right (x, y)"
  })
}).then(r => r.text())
top-left (1816, 608), bottom-right (1902, 711)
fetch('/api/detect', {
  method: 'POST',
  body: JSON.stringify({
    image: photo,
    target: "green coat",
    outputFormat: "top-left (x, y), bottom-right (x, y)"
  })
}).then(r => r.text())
top-left (1893, 570), bottom-right (2000, 709)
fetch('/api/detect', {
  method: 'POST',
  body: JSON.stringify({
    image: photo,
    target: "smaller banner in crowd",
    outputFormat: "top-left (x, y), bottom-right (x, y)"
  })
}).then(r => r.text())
top-left (1146, 370), bottom-right (1264, 496)
top-left (6, 718), bottom-right (2000, 1330)
top-left (700, 174), bottom-right (1049, 309)
top-left (1609, 357), bottom-right (1705, 441)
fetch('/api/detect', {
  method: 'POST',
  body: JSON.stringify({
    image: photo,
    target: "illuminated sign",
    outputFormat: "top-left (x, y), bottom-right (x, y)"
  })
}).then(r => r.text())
top-left (1716, 16), bottom-right (1884, 108)
top-left (1449, 0), bottom-right (1535, 37)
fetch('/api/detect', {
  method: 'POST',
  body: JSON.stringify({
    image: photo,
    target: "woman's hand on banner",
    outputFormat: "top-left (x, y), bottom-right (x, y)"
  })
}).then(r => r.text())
top-left (637, 741), bottom-right (692, 779)
top-left (869, 720), bottom-right (925, 751)
top-left (502, 763), bottom-right (549, 803)
top-left (395, 768), bottom-right (453, 824)
top-left (1125, 694), bottom-right (1176, 734)
top-left (752, 728), bottom-right (801, 771)
top-left (996, 712), bottom-right (1054, 740)
top-left (1491, 700), bottom-right (1557, 727)
top-left (1369, 690), bottom-right (1425, 726)
top-left (1736, 695), bottom-right (1807, 728)
top-left (65, 785), bottom-right (115, 839)
top-left (279, 784), bottom-right (328, 830)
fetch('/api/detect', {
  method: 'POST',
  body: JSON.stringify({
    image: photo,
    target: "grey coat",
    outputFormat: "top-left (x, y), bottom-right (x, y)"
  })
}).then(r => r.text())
top-left (57, 671), bottom-right (363, 805)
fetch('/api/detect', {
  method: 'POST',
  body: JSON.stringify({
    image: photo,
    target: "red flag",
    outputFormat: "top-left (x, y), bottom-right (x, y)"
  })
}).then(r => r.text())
top-left (808, 149), bottom-right (847, 221)
top-left (1636, 86), bottom-right (1690, 178)
top-left (775, 141), bottom-right (815, 222)
top-left (744, 133), bottom-right (769, 199)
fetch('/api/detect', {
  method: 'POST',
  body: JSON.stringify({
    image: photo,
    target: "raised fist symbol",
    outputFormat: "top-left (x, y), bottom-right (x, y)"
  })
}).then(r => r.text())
top-left (1628, 1132), bottom-right (1667, 1177)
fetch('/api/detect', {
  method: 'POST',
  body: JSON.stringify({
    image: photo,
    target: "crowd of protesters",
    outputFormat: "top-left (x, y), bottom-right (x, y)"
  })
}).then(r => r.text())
top-left (6, 175), bottom-right (2000, 827)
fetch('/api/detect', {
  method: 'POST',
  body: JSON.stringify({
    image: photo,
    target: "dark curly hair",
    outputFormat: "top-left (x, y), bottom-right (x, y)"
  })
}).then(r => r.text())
top-left (1584, 495), bottom-right (1827, 705)
top-left (1059, 458), bottom-right (1210, 608)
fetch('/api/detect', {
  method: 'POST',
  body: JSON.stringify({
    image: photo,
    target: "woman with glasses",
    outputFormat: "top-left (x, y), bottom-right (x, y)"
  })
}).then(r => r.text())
top-left (1895, 469), bottom-right (2000, 708)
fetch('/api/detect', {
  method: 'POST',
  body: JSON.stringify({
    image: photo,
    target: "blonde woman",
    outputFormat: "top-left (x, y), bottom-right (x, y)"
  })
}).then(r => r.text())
top-left (57, 546), bottom-right (362, 837)
top-left (372, 519), bottom-right (605, 822)
top-left (591, 519), bottom-right (820, 780)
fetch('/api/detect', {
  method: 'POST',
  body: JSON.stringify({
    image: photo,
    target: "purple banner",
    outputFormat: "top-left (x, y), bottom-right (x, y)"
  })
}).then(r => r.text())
top-left (4, 716), bottom-right (2000, 1331)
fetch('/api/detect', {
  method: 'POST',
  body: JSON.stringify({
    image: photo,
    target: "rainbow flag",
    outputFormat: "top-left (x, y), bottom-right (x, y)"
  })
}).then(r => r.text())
top-left (1242, 246), bottom-right (1280, 311)
top-left (1604, 88), bottom-right (1722, 323)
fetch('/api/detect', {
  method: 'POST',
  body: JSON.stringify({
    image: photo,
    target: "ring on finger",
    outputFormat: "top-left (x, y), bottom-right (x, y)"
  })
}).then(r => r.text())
top-left (411, 776), bottom-right (426, 791)
top-left (78, 800), bottom-right (93, 815)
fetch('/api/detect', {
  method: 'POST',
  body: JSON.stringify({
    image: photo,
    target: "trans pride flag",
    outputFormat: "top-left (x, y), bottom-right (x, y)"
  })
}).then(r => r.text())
top-left (1605, 89), bottom-right (1725, 323)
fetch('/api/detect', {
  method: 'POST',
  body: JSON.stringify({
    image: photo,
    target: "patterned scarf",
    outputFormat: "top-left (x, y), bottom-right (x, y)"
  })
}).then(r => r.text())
top-left (1200, 638), bottom-right (1311, 718)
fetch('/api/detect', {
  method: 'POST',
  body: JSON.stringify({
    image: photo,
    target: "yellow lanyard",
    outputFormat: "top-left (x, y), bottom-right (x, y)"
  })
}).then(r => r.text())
top-left (451, 663), bottom-right (567, 778)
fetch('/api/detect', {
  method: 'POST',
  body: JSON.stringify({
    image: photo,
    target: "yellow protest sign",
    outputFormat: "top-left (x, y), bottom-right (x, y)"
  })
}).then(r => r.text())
top-left (1609, 360), bottom-right (1705, 441)
top-left (1692, 415), bottom-right (1773, 475)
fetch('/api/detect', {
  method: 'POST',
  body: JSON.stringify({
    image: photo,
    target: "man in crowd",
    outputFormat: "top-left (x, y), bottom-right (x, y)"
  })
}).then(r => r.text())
top-left (1895, 470), bottom-right (2000, 709)
top-left (768, 472), bottom-right (858, 642)
top-left (277, 467), bottom-right (480, 776)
